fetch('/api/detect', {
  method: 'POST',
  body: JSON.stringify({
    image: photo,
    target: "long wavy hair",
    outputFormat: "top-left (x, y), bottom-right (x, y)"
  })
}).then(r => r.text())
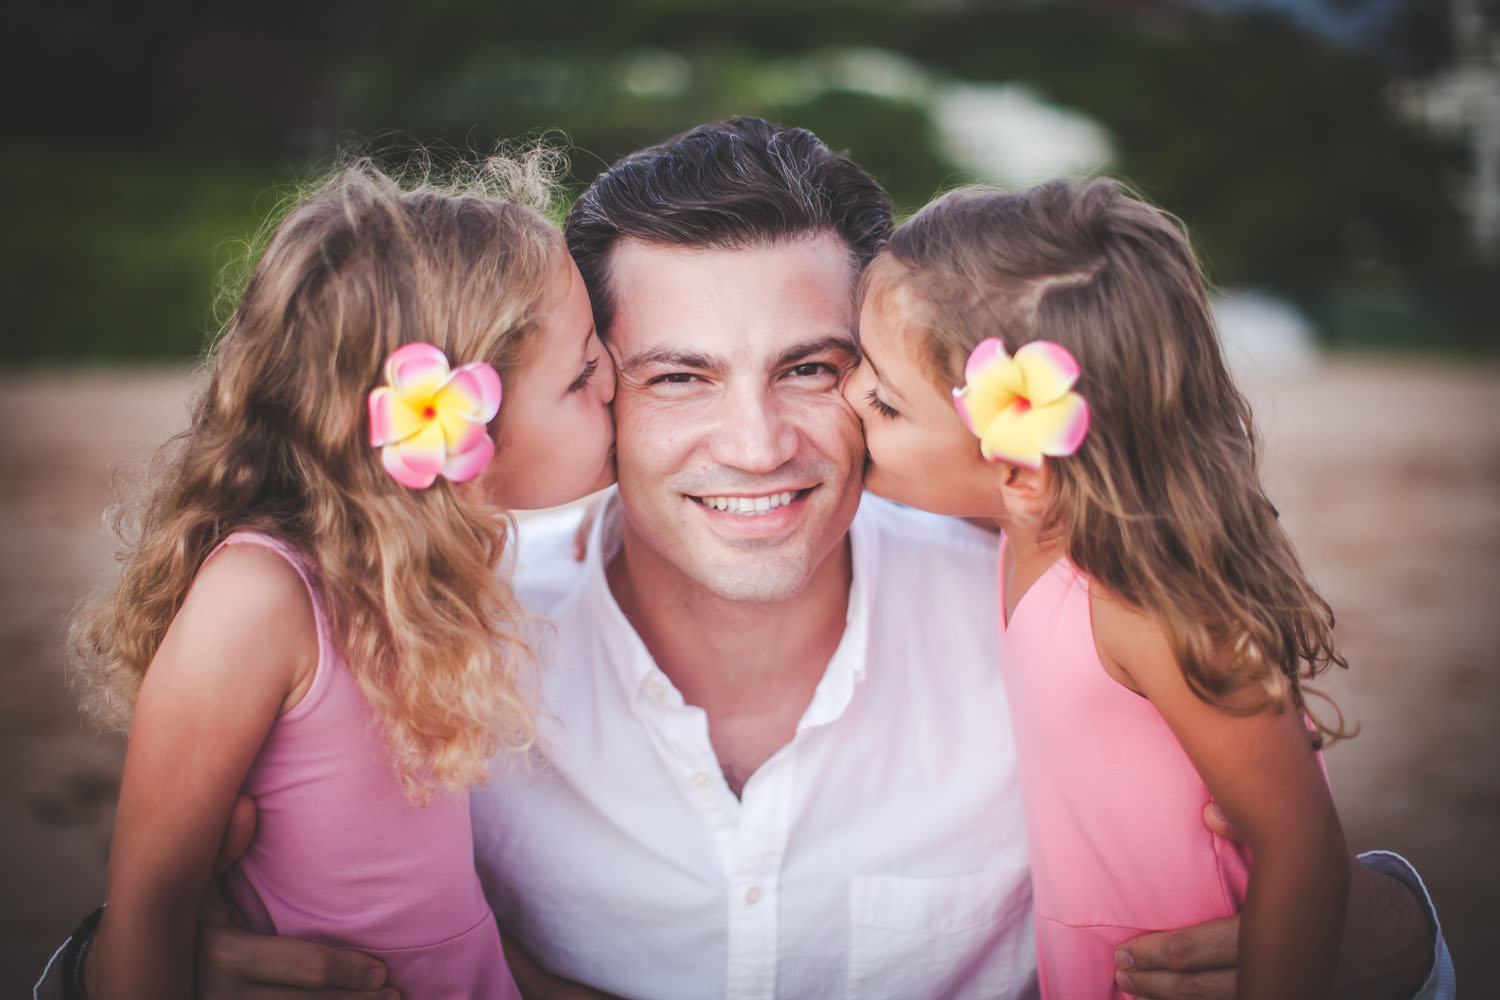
top-left (870, 179), bottom-right (1350, 745)
top-left (70, 152), bottom-right (568, 797)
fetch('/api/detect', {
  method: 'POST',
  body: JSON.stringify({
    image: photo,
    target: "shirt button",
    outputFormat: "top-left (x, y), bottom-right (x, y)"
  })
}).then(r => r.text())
top-left (649, 680), bottom-right (667, 700)
top-left (692, 771), bottom-right (710, 788)
top-left (744, 886), bottom-right (761, 905)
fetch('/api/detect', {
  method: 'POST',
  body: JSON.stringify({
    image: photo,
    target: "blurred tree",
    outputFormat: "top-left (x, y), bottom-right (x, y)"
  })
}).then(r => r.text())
top-left (0, 0), bottom-right (1490, 359)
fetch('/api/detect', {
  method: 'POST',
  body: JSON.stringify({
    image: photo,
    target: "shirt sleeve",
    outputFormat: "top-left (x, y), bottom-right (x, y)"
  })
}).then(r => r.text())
top-left (1358, 850), bottom-right (1455, 1000)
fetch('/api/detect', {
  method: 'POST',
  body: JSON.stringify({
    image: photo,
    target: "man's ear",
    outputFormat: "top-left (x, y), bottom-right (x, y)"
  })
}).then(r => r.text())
top-left (999, 462), bottom-right (1051, 524)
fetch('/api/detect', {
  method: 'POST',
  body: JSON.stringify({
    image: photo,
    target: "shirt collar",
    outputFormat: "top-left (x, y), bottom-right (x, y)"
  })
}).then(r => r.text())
top-left (578, 490), bottom-right (672, 710)
top-left (797, 500), bottom-right (876, 730)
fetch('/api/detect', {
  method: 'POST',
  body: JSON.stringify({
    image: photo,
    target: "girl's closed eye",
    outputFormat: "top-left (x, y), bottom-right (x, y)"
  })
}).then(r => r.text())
top-left (865, 387), bottom-right (899, 419)
top-left (568, 357), bottom-right (600, 393)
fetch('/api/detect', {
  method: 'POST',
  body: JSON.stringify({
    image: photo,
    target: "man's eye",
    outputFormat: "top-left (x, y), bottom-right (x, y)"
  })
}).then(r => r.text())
top-left (648, 372), bottom-right (699, 385)
top-left (789, 362), bottom-right (837, 379)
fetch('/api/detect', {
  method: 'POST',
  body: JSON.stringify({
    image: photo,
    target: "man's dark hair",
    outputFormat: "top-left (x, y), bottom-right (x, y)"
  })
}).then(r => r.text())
top-left (565, 116), bottom-right (893, 336)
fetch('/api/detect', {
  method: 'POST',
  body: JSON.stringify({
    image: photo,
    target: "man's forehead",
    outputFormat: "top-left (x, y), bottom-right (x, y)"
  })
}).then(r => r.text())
top-left (605, 235), bottom-right (859, 363)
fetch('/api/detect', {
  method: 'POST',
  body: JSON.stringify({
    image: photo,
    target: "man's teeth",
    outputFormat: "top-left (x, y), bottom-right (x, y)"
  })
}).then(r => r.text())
top-left (697, 491), bottom-right (798, 515)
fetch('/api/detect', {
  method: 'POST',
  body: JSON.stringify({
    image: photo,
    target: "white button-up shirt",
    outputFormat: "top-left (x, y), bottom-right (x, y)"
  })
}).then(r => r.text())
top-left (472, 492), bottom-right (1036, 1000)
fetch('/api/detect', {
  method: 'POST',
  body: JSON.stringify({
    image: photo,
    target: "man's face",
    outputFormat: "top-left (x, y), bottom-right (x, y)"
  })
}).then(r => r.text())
top-left (605, 235), bottom-right (865, 604)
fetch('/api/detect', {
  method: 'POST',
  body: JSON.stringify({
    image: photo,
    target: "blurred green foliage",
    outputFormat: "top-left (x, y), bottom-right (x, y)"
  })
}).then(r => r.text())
top-left (1, 144), bottom-right (291, 360)
top-left (1, 0), bottom-right (1491, 361)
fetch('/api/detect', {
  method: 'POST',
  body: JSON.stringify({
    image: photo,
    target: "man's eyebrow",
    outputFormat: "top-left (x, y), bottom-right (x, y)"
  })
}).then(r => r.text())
top-left (617, 347), bottom-right (724, 376)
top-left (775, 337), bottom-right (859, 368)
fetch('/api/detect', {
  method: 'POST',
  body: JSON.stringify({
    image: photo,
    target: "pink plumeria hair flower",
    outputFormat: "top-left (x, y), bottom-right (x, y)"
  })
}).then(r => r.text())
top-left (951, 337), bottom-right (1090, 469)
top-left (367, 342), bottom-right (502, 489)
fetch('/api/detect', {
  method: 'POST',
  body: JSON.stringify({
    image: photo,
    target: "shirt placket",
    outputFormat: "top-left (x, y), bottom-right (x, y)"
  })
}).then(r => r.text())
top-left (636, 665), bottom-right (796, 1000)
top-left (723, 753), bottom-right (793, 1000)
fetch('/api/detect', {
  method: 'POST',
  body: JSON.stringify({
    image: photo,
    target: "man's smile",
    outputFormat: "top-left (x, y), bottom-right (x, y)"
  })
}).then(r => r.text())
top-left (687, 487), bottom-right (814, 515)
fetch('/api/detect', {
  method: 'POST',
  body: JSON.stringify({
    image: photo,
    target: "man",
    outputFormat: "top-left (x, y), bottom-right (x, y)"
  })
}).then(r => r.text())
top-left (475, 118), bottom-right (1032, 998)
top-left (41, 117), bottom-right (1451, 999)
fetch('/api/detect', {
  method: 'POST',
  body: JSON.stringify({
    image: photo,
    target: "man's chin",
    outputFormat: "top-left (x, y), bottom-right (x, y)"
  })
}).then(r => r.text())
top-left (688, 564), bottom-right (819, 605)
top-left (683, 523), bottom-right (856, 605)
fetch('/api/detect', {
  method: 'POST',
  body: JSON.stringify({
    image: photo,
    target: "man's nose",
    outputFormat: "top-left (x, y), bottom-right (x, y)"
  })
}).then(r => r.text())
top-left (709, 384), bottom-right (799, 474)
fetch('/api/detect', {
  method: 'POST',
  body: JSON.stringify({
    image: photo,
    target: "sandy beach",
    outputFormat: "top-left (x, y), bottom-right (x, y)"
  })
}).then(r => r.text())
top-left (2, 357), bottom-right (1496, 994)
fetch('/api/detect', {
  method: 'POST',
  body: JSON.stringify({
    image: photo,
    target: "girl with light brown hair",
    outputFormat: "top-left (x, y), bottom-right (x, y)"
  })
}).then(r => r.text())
top-left (71, 154), bottom-right (616, 998)
top-left (843, 179), bottom-right (1353, 999)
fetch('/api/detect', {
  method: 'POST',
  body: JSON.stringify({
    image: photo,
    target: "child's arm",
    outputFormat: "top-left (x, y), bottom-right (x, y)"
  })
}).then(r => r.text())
top-left (92, 545), bottom-right (317, 1000)
top-left (1092, 589), bottom-right (1349, 1000)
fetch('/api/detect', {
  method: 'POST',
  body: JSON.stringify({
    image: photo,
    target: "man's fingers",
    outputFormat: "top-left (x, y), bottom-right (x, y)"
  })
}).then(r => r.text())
top-left (1114, 966), bottom-right (1235, 1000)
top-left (1200, 801), bottom-right (1237, 840)
top-left (215, 793), bottom-right (258, 874)
top-left (199, 922), bottom-right (389, 992)
top-left (1116, 915), bottom-right (1239, 972)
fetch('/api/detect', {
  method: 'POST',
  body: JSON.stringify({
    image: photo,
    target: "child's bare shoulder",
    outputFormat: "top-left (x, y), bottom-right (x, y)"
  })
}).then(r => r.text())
top-left (1087, 580), bottom-right (1173, 692)
top-left (193, 542), bottom-right (311, 616)
top-left (1088, 580), bottom-right (1269, 711)
top-left (177, 543), bottom-right (319, 702)
top-left (1088, 579), bottom-right (1166, 646)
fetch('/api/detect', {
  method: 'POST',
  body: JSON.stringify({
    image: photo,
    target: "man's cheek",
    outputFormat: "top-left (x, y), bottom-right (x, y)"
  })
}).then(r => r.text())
top-left (613, 410), bottom-right (696, 472)
top-left (827, 381), bottom-right (862, 423)
top-left (798, 394), bottom-right (864, 451)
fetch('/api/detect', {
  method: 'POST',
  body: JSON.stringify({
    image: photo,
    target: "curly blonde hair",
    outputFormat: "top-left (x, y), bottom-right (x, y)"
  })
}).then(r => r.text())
top-left (71, 152), bottom-right (569, 798)
top-left (870, 179), bottom-right (1351, 746)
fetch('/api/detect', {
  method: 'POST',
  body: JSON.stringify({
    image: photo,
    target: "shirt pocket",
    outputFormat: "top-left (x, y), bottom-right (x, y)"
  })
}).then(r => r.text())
top-left (847, 868), bottom-right (1036, 1000)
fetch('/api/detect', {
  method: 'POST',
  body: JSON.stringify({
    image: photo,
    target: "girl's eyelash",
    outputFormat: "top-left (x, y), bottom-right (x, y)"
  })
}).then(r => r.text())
top-left (568, 357), bottom-right (600, 392)
top-left (865, 388), bottom-right (898, 418)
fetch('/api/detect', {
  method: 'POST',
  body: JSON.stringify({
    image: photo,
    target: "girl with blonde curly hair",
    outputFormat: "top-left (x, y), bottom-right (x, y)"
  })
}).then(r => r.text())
top-left (843, 179), bottom-right (1355, 999)
top-left (72, 153), bottom-right (616, 999)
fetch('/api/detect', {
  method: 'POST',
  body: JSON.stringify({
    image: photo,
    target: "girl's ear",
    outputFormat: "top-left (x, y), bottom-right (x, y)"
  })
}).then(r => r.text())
top-left (999, 462), bottom-right (1051, 524)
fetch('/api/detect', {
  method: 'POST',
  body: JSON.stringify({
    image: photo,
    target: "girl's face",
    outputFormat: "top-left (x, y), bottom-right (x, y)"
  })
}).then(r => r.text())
top-left (843, 286), bottom-right (1007, 519)
top-left (477, 256), bottom-right (617, 510)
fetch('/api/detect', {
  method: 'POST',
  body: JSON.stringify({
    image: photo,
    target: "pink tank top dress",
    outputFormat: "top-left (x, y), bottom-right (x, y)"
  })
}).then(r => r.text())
top-left (997, 540), bottom-right (1250, 999)
top-left (215, 532), bottom-right (520, 1000)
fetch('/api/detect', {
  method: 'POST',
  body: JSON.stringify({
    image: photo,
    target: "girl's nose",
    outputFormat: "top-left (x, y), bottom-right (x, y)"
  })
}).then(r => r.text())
top-left (597, 344), bottom-right (618, 406)
top-left (841, 362), bottom-right (869, 411)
